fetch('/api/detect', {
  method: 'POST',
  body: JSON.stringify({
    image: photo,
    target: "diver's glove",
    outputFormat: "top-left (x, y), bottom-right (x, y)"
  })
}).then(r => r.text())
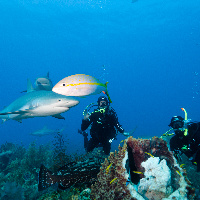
top-left (123, 132), bottom-right (130, 136)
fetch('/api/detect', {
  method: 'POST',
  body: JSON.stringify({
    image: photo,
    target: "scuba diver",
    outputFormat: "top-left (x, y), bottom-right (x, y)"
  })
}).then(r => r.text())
top-left (169, 115), bottom-right (200, 172)
top-left (79, 96), bottom-right (130, 155)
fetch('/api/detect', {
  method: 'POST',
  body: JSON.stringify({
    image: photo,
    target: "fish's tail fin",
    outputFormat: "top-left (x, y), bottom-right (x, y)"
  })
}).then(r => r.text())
top-left (105, 90), bottom-right (112, 103)
top-left (103, 82), bottom-right (112, 103)
top-left (38, 164), bottom-right (54, 191)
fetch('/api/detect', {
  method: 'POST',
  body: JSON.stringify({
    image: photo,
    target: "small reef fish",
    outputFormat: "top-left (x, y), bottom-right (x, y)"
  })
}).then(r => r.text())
top-left (145, 152), bottom-right (154, 158)
top-left (38, 157), bottom-right (102, 191)
top-left (0, 79), bottom-right (79, 123)
top-left (133, 171), bottom-right (143, 175)
top-left (106, 163), bottom-right (112, 174)
top-left (30, 126), bottom-right (64, 137)
top-left (110, 177), bottom-right (117, 184)
top-left (176, 170), bottom-right (182, 176)
top-left (52, 74), bottom-right (112, 102)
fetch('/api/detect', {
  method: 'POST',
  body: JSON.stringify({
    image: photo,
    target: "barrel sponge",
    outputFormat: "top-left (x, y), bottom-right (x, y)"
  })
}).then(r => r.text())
top-left (90, 137), bottom-right (195, 200)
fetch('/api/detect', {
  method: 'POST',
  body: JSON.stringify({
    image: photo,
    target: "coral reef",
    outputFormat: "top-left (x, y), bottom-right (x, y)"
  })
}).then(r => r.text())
top-left (0, 141), bottom-right (53, 199)
top-left (91, 140), bottom-right (134, 200)
top-left (0, 139), bottom-right (105, 199)
top-left (91, 136), bottom-right (196, 200)
top-left (0, 136), bottom-right (199, 200)
top-left (52, 132), bottom-right (70, 171)
top-left (38, 186), bottom-right (91, 200)
top-left (0, 181), bottom-right (24, 200)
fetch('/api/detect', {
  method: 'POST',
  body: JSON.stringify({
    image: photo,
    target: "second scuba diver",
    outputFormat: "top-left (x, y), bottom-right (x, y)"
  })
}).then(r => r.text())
top-left (169, 115), bottom-right (200, 172)
top-left (79, 96), bottom-right (130, 155)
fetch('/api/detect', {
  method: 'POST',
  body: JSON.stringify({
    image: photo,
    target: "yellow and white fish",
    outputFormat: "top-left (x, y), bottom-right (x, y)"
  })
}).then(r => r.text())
top-left (53, 74), bottom-right (112, 102)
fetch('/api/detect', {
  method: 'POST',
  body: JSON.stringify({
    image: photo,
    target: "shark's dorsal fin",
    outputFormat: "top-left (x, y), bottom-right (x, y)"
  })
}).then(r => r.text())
top-left (47, 72), bottom-right (49, 78)
top-left (27, 79), bottom-right (35, 93)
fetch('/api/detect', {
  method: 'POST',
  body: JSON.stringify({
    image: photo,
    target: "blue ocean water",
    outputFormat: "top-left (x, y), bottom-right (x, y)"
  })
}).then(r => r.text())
top-left (0, 0), bottom-right (200, 155)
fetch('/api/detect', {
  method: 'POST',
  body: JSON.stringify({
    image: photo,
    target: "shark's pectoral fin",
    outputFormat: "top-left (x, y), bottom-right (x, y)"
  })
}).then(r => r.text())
top-left (20, 90), bottom-right (27, 93)
top-left (1, 119), bottom-right (7, 124)
top-left (52, 114), bottom-right (65, 120)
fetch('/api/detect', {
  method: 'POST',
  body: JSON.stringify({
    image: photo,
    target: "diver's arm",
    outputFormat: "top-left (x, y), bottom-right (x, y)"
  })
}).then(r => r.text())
top-left (81, 118), bottom-right (91, 131)
top-left (81, 111), bottom-right (97, 131)
top-left (110, 108), bottom-right (125, 134)
top-left (81, 113), bottom-right (92, 131)
top-left (170, 135), bottom-right (178, 151)
top-left (169, 135), bottom-right (183, 160)
top-left (116, 123), bottom-right (125, 134)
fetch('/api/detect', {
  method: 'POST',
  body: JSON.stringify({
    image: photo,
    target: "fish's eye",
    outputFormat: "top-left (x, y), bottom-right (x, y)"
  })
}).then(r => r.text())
top-left (58, 99), bottom-right (61, 101)
top-left (63, 83), bottom-right (65, 86)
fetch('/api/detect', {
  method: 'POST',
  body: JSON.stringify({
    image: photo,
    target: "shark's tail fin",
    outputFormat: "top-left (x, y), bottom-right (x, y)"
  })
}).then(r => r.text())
top-left (38, 164), bottom-right (55, 191)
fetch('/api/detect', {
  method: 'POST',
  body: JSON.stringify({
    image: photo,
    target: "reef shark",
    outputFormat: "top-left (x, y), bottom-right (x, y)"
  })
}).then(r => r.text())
top-left (34, 72), bottom-right (53, 91)
top-left (0, 79), bottom-right (79, 123)
top-left (30, 126), bottom-right (64, 137)
top-left (21, 72), bottom-right (53, 93)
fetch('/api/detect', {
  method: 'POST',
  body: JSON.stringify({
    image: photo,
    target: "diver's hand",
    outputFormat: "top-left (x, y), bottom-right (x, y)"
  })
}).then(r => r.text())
top-left (123, 132), bottom-right (130, 136)
top-left (84, 113), bottom-right (90, 120)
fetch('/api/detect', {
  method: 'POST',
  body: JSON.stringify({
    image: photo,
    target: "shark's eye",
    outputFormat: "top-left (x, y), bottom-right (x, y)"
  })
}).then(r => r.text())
top-left (63, 83), bottom-right (65, 86)
top-left (58, 99), bottom-right (61, 101)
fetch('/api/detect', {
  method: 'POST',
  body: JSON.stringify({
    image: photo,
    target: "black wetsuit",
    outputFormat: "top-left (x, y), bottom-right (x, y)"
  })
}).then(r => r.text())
top-left (170, 122), bottom-right (200, 172)
top-left (81, 106), bottom-right (124, 155)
